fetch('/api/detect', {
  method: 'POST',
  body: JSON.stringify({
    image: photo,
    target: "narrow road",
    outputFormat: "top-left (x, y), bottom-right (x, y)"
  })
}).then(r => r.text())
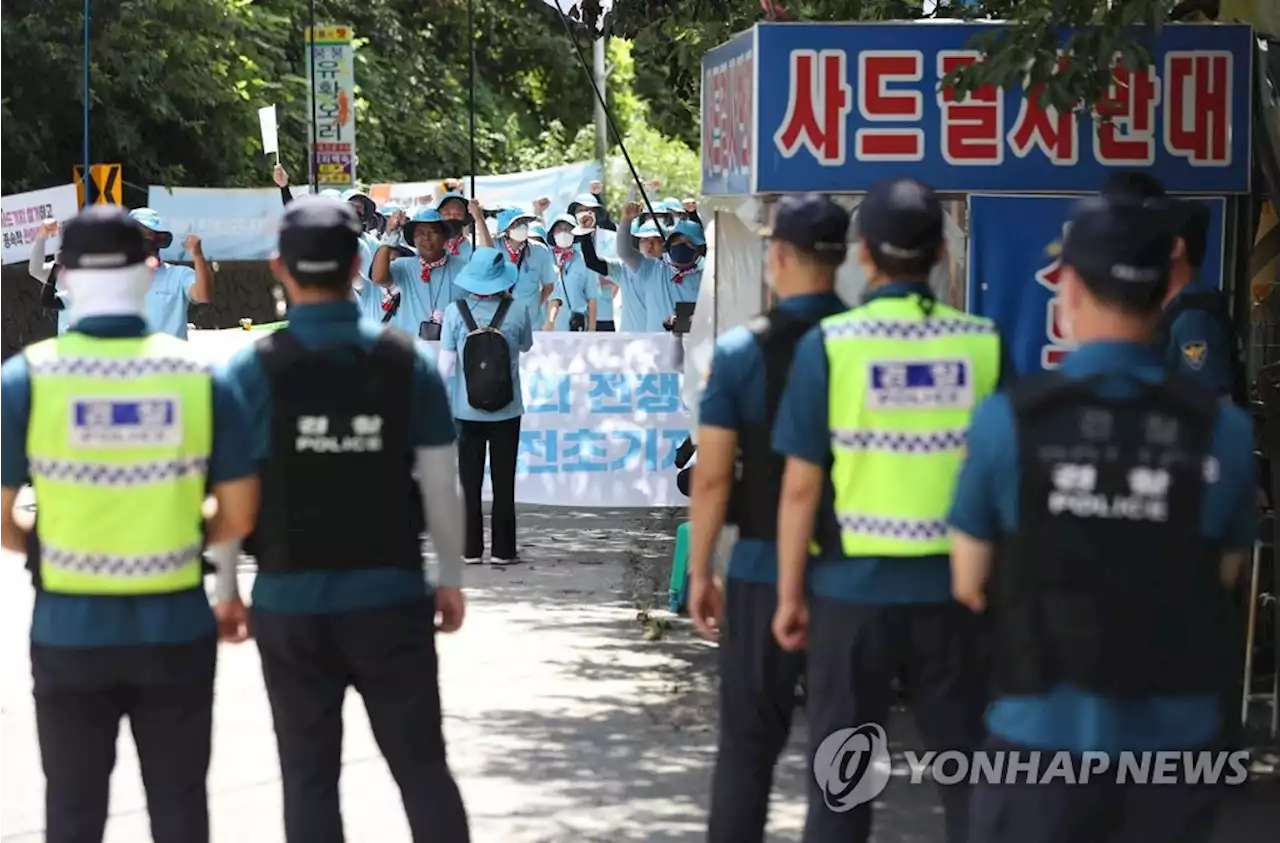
top-left (1, 507), bottom-right (1275, 841)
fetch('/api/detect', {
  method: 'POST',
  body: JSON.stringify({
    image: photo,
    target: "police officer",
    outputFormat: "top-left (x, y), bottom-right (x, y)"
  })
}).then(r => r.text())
top-left (221, 196), bottom-right (471, 842)
top-left (771, 178), bottom-right (1013, 843)
top-left (1102, 171), bottom-right (1245, 402)
top-left (687, 194), bottom-right (850, 843)
top-left (948, 195), bottom-right (1256, 843)
top-left (0, 205), bottom-right (259, 843)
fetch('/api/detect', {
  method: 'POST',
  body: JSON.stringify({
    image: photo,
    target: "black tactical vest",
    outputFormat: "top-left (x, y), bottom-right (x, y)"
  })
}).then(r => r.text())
top-left (729, 309), bottom-right (839, 546)
top-left (992, 371), bottom-right (1227, 698)
top-left (253, 329), bottom-right (424, 574)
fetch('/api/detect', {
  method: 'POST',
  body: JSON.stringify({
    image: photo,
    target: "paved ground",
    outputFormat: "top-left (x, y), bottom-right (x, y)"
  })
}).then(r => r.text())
top-left (2, 505), bottom-right (1278, 841)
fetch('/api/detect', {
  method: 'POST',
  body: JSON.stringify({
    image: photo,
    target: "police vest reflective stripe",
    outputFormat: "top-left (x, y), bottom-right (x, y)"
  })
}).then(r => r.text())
top-left (823, 295), bottom-right (1001, 557)
top-left (25, 333), bottom-right (213, 595)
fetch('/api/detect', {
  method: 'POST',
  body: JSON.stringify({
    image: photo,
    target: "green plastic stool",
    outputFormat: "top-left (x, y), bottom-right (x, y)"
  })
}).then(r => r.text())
top-left (669, 521), bottom-right (691, 613)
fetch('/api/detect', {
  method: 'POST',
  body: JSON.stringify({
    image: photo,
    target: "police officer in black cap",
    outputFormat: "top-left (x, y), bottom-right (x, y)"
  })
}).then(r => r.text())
top-left (0, 205), bottom-right (259, 843)
top-left (688, 193), bottom-right (850, 842)
top-left (221, 195), bottom-right (471, 842)
top-left (949, 194), bottom-right (1257, 843)
top-left (1102, 171), bottom-right (1246, 404)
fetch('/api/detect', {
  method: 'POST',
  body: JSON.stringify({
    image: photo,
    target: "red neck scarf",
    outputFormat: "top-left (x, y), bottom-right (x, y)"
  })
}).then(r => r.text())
top-left (553, 246), bottom-right (574, 268)
top-left (445, 235), bottom-right (463, 256)
top-left (504, 241), bottom-right (524, 264)
top-left (420, 253), bottom-right (449, 283)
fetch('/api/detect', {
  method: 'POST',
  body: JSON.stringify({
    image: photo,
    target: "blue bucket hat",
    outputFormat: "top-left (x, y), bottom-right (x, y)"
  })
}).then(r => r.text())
top-left (567, 192), bottom-right (602, 214)
top-left (632, 221), bottom-right (663, 239)
top-left (659, 197), bottom-right (685, 215)
top-left (341, 188), bottom-right (376, 219)
top-left (529, 222), bottom-right (548, 243)
top-left (665, 219), bottom-right (706, 247)
top-left (402, 208), bottom-right (451, 244)
top-left (434, 191), bottom-right (469, 215)
top-left (455, 247), bottom-right (518, 296)
top-left (496, 208), bottom-right (537, 236)
top-left (128, 208), bottom-right (174, 249)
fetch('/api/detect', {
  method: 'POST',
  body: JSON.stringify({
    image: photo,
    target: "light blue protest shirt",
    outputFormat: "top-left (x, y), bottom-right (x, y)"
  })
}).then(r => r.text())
top-left (505, 240), bottom-right (556, 328)
top-left (443, 295), bottom-right (533, 422)
top-left (644, 256), bottom-right (703, 330)
top-left (602, 256), bottom-right (657, 331)
top-left (388, 252), bottom-right (469, 336)
top-left (144, 263), bottom-right (197, 339)
top-left (591, 229), bottom-right (618, 322)
top-left (549, 246), bottom-right (599, 331)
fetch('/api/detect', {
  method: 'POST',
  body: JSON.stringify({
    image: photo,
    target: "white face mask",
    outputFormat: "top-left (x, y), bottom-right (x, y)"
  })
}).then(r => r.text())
top-left (553, 231), bottom-right (575, 249)
top-left (507, 225), bottom-right (529, 243)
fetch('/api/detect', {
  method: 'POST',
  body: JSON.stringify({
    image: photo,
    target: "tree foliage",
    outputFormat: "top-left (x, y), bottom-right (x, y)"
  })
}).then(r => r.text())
top-left (0, 0), bottom-right (603, 201)
top-left (603, 0), bottom-right (1184, 145)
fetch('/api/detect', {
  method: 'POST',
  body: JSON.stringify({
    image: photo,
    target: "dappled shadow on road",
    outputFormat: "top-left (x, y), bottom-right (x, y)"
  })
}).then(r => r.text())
top-left (456, 578), bottom-right (948, 843)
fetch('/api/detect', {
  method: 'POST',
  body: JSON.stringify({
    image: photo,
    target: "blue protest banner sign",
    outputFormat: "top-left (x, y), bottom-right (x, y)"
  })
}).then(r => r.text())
top-left (967, 194), bottom-right (1227, 375)
top-left (703, 22), bottom-right (1252, 195)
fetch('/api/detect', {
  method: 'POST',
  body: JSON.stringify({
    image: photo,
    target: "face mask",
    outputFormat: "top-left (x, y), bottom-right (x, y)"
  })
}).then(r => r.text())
top-left (553, 231), bottom-right (575, 249)
top-left (507, 224), bottom-right (529, 243)
top-left (668, 242), bottom-right (698, 267)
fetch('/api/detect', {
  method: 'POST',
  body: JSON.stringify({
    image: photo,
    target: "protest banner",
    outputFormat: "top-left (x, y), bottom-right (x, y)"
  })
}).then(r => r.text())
top-left (187, 329), bottom-right (692, 507)
top-left (1, 184), bottom-right (78, 266)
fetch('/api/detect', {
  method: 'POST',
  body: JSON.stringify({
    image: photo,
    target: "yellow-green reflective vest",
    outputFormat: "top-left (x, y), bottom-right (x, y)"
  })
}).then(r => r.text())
top-left (25, 333), bottom-right (213, 595)
top-left (823, 294), bottom-right (1000, 557)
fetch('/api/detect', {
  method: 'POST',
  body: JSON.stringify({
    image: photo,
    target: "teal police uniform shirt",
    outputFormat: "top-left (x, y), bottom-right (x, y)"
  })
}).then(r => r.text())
top-left (221, 301), bottom-right (457, 614)
top-left (772, 281), bottom-right (1015, 603)
top-left (145, 263), bottom-right (197, 339)
top-left (947, 341), bottom-right (1257, 753)
top-left (0, 316), bottom-right (254, 647)
top-left (699, 292), bottom-right (849, 583)
top-left (1164, 284), bottom-right (1236, 397)
top-left (549, 246), bottom-right (600, 331)
top-left (443, 294), bottom-right (534, 422)
top-left (387, 252), bottom-right (469, 336)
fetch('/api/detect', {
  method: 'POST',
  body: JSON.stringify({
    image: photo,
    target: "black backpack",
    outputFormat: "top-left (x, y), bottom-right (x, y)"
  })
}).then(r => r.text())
top-left (458, 297), bottom-right (516, 412)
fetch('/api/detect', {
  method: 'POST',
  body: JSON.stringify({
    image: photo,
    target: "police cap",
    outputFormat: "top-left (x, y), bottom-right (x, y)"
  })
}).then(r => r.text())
top-left (59, 206), bottom-right (149, 271)
top-left (1061, 196), bottom-right (1177, 305)
top-left (762, 193), bottom-right (850, 264)
top-left (856, 178), bottom-right (943, 268)
top-left (278, 195), bottom-right (362, 287)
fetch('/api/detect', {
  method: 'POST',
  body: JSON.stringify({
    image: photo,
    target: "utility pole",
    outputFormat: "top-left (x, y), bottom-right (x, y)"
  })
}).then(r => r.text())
top-left (593, 30), bottom-right (608, 186)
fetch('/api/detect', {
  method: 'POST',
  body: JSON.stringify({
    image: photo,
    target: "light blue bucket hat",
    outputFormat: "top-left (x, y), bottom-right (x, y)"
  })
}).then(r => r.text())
top-left (455, 247), bottom-right (518, 296)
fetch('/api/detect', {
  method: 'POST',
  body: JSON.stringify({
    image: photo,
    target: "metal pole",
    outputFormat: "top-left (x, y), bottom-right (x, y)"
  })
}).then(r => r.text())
top-left (83, 0), bottom-right (91, 203)
top-left (307, 0), bottom-right (318, 191)
top-left (592, 33), bottom-right (607, 179)
top-left (468, 0), bottom-right (477, 200)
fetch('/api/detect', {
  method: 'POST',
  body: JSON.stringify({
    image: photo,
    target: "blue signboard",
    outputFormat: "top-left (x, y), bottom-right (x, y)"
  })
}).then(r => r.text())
top-left (967, 194), bottom-right (1227, 375)
top-left (705, 22), bottom-right (1252, 195)
top-left (701, 29), bottom-right (756, 196)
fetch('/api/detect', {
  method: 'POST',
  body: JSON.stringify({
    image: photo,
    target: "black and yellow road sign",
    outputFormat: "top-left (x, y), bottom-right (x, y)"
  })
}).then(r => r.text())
top-left (73, 164), bottom-right (123, 207)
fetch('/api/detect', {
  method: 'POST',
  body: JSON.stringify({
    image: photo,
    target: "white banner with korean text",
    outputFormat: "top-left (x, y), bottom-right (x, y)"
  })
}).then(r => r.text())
top-left (187, 329), bottom-right (693, 508)
top-left (1, 184), bottom-right (78, 266)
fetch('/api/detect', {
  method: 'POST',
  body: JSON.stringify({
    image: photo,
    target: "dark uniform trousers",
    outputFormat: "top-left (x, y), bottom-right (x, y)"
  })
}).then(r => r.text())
top-left (804, 599), bottom-right (986, 843)
top-left (33, 636), bottom-right (217, 843)
top-left (253, 595), bottom-right (470, 843)
top-left (969, 737), bottom-right (1225, 843)
top-left (708, 579), bottom-right (805, 843)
